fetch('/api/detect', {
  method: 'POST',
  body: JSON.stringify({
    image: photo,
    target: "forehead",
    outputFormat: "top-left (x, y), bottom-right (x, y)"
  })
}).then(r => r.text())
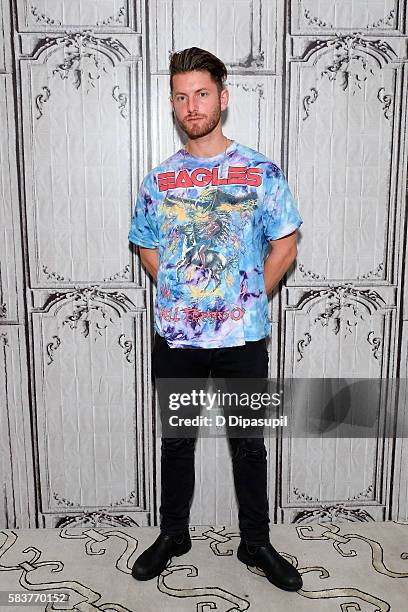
top-left (172, 70), bottom-right (217, 93)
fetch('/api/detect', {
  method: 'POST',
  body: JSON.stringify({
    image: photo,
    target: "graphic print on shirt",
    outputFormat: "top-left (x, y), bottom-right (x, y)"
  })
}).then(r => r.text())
top-left (128, 142), bottom-right (304, 348)
top-left (160, 187), bottom-right (258, 299)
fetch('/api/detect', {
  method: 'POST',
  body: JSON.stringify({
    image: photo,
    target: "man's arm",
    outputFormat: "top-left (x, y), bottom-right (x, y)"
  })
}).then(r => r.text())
top-left (139, 247), bottom-right (159, 281)
top-left (263, 230), bottom-right (298, 295)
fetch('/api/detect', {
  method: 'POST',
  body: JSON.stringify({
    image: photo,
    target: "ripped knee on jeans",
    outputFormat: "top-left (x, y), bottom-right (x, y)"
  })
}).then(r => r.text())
top-left (230, 438), bottom-right (267, 460)
top-left (161, 437), bottom-right (196, 455)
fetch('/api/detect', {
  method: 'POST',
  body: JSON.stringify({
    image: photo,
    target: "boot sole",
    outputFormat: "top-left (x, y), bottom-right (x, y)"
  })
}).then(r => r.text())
top-left (132, 540), bottom-right (192, 581)
top-left (237, 548), bottom-right (302, 592)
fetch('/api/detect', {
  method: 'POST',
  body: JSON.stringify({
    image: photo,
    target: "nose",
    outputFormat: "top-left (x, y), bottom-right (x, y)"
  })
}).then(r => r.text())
top-left (186, 96), bottom-right (198, 114)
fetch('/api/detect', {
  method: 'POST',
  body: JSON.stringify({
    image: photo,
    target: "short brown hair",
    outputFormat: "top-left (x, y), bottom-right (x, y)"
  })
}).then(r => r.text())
top-left (169, 47), bottom-right (227, 93)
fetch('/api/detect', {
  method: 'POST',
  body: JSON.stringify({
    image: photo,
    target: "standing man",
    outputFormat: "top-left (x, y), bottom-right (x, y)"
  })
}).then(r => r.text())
top-left (128, 47), bottom-right (303, 591)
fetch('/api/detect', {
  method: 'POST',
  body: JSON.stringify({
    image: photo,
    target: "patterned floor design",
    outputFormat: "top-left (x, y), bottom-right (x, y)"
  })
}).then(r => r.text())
top-left (0, 521), bottom-right (407, 611)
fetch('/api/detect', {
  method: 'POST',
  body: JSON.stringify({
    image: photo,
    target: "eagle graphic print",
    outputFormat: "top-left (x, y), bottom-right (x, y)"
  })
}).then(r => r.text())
top-left (129, 141), bottom-right (303, 348)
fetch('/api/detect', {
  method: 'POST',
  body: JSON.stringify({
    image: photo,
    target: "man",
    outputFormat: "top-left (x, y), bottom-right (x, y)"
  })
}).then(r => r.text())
top-left (128, 47), bottom-right (303, 591)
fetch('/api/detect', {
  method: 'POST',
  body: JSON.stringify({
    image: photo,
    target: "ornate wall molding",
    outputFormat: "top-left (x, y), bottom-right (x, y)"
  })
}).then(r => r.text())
top-left (118, 334), bottom-right (134, 363)
top-left (298, 262), bottom-right (327, 281)
top-left (30, 4), bottom-right (62, 27)
top-left (95, 6), bottom-right (126, 27)
top-left (103, 264), bottom-right (130, 283)
top-left (34, 85), bottom-right (50, 119)
top-left (302, 87), bottom-right (318, 120)
top-left (367, 9), bottom-right (396, 30)
top-left (302, 5), bottom-right (333, 29)
top-left (31, 31), bottom-right (130, 98)
top-left (227, 81), bottom-right (265, 99)
top-left (41, 286), bottom-right (137, 316)
top-left (377, 87), bottom-right (393, 120)
top-left (109, 490), bottom-right (136, 507)
top-left (42, 265), bottom-right (71, 283)
top-left (301, 33), bottom-right (397, 95)
top-left (39, 287), bottom-right (139, 349)
top-left (46, 335), bottom-right (61, 365)
top-left (296, 285), bottom-right (386, 338)
top-left (293, 487), bottom-right (319, 502)
top-left (300, 2), bottom-right (396, 31)
top-left (367, 331), bottom-right (382, 360)
top-left (55, 511), bottom-right (139, 528)
top-left (112, 85), bottom-right (128, 118)
top-left (52, 491), bottom-right (79, 508)
top-left (297, 332), bottom-right (311, 362)
top-left (228, 50), bottom-right (265, 69)
top-left (30, 3), bottom-right (127, 28)
top-left (294, 505), bottom-right (374, 523)
top-left (356, 262), bottom-right (385, 281)
top-left (347, 485), bottom-right (374, 501)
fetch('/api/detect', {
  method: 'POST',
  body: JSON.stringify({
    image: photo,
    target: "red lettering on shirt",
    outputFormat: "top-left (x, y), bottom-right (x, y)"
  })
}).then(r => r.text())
top-left (246, 168), bottom-right (263, 187)
top-left (175, 169), bottom-right (194, 189)
top-left (157, 167), bottom-right (263, 191)
top-left (158, 172), bottom-right (176, 191)
top-left (191, 168), bottom-right (212, 187)
top-left (227, 167), bottom-right (247, 184)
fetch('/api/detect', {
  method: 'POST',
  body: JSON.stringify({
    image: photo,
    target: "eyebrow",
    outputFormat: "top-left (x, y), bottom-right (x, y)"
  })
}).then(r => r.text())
top-left (173, 88), bottom-right (209, 96)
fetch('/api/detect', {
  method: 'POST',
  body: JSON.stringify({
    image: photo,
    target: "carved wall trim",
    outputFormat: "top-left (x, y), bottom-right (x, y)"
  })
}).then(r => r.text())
top-left (302, 86), bottom-right (318, 120)
top-left (293, 505), bottom-right (375, 523)
top-left (118, 334), bottom-right (134, 363)
top-left (302, 33), bottom-right (397, 67)
top-left (46, 335), bottom-right (61, 365)
top-left (296, 285), bottom-right (386, 316)
top-left (55, 511), bottom-right (140, 528)
top-left (42, 265), bottom-right (71, 283)
top-left (31, 30), bottom-right (130, 62)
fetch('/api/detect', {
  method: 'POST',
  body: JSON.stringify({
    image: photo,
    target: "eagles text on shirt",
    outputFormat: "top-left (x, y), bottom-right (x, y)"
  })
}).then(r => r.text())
top-left (128, 141), bottom-right (303, 348)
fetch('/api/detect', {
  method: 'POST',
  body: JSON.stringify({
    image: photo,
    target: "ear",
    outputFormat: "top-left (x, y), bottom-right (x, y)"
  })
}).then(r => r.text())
top-left (220, 87), bottom-right (229, 112)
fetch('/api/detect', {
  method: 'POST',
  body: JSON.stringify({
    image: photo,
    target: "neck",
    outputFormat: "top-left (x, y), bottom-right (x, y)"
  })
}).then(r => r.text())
top-left (185, 129), bottom-right (230, 158)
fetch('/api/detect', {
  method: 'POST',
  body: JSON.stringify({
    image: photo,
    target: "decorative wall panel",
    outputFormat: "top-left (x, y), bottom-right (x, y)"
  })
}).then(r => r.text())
top-left (0, 0), bottom-right (12, 72)
top-left (0, 75), bottom-right (24, 323)
top-left (288, 36), bottom-right (403, 285)
top-left (0, 327), bottom-right (35, 528)
top-left (19, 32), bottom-right (142, 286)
top-left (32, 291), bottom-right (150, 526)
top-left (17, 0), bottom-right (141, 33)
top-left (290, 0), bottom-right (405, 35)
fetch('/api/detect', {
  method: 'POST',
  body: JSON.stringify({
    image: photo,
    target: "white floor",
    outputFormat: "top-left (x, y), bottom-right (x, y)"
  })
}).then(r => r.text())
top-left (1, 521), bottom-right (407, 611)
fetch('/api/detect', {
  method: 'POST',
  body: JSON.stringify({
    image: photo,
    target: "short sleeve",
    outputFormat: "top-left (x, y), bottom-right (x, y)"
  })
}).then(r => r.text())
top-left (128, 174), bottom-right (159, 248)
top-left (262, 168), bottom-right (303, 241)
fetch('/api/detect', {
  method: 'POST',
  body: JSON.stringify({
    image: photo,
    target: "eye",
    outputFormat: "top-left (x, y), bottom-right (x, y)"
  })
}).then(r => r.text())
top-left (175, 95), bottom-right (185, 102)
top-left (199, 91), bottom-right (208, 97)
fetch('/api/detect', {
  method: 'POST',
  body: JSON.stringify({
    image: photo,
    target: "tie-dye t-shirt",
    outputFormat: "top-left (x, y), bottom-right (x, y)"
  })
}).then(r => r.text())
top-left (128, 141), bottom-right (302, 348)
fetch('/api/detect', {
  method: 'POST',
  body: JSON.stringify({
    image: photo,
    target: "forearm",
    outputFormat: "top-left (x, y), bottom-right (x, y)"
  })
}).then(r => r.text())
top-left (263, 244), bottom-right (297, 295)
top-left (139, 247), bottom-right (159, 281)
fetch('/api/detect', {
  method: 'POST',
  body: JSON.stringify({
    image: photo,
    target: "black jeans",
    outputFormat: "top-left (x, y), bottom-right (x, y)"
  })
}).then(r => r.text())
top-left (153, 333), bottom-right (270, 545)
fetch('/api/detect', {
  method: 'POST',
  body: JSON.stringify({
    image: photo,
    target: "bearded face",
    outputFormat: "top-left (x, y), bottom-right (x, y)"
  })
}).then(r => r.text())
top-left (171, 70), bottom-right (228, 141)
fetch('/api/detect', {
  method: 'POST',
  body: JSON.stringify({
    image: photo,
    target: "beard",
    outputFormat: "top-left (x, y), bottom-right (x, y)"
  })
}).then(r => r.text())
top-left (176, 104), bottom-right (222, 140)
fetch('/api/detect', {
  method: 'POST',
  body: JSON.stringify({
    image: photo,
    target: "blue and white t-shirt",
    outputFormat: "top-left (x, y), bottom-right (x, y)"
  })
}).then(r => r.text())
top-left (128, 141), bottom-right (302, 348)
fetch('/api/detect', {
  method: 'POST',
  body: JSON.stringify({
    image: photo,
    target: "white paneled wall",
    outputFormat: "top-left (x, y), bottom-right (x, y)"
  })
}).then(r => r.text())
top-left (0, 0), bottom-right (407, 528)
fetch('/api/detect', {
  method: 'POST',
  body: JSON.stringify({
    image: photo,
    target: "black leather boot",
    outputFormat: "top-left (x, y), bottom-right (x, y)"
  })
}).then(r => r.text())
top-left (237, 541), bottom-right (303, 591)
top-left (131, 531), bottom-right (191, 581)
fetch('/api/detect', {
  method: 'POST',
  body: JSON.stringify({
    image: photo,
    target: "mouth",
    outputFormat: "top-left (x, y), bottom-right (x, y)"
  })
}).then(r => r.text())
top-left (187, 116), bottom-right (204, 122)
